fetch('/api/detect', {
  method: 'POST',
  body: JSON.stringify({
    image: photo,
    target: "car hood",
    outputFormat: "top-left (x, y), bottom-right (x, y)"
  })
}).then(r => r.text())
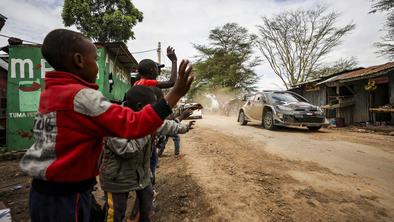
top-left (275, 101), bottom-right (318, 111)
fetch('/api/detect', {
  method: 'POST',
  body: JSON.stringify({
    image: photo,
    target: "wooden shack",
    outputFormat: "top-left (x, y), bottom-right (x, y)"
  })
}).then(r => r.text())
top-left (291, 62), bottom-right (394, 126)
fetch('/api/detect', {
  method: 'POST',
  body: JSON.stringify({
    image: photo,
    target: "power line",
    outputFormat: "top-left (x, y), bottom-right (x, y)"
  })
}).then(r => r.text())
top-left (0, 33), bottom-right (162, 58)
top-left (130, 48), bottom-right (157, 54)
top-left (0, 33), bottom-right (41, 45)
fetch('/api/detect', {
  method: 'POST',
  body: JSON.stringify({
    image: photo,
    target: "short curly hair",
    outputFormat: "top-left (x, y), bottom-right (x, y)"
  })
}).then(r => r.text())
top-left (124, 86), bottom-right (156, 111)
top-left (41, 29), bottom-right (89, 71)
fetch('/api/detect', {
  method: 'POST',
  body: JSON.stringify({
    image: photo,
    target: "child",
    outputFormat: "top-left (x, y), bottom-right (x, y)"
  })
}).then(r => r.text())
top-left (158, 103), bottom-right (202, 156)
top-left (149, 88), bottom-right (194, 183)
top-left (134, 47), bottom-right (178, 88)
top-left (19, 29), bottom-right (193, 222)
top-left (100, 86), bottom-right (195, 222)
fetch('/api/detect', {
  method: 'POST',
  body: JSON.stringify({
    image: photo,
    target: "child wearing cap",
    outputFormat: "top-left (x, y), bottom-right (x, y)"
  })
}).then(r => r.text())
top-left (134, 47), bottom-right (178, 88)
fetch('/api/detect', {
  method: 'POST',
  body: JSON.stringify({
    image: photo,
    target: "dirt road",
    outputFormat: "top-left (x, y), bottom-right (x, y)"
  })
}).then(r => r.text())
top-left (1, 114), bottom-right (393, 221)
top-left (154, 114), bottom-right (394, 221)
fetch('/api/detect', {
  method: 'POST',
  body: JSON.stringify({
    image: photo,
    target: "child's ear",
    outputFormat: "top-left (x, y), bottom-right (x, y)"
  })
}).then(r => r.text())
top-left (73, 53), bottom-right (84, 69)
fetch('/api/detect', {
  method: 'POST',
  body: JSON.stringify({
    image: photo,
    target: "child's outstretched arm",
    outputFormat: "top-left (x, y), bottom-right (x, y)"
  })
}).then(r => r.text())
top-left (157, 119), bottom-right (195, 136)
top-left (157, 46), bottom-right (177, 89)
top-left (73, 59), bottom-right (193, 139)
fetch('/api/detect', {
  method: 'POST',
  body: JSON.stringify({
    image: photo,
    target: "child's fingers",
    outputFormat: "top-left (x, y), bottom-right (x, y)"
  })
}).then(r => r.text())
top-left (185, 64), bottom-right (192, 76)
top-left (186, 75), bottom-right (194, 88)
top-left (178, 59), bottom-right (189, 78)
top-left (181, 63), bottom-right (192, 83)
top-left (167, 46), bottom-right (175, 55)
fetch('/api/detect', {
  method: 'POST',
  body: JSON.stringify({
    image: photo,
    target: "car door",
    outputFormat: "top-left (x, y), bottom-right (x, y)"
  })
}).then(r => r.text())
top-left (243, 95), bottom-right (256, 120)
top-left (252, 94), bottom-right (264, 121)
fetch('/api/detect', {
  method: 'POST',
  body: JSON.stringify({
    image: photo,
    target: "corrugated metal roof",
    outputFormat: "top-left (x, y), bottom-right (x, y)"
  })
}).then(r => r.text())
top-left (291, 67), bottom-right (364, 88)
top-left (95, 42), bottom-right (137, 70)
top-left (319, 62), bottom-right (394, 84)
top-left (291, 78), bottom-right (321, 87)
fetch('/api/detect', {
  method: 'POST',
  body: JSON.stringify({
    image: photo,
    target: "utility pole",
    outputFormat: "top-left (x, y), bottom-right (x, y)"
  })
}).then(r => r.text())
top-left (157, 42), bottom-right (161, 64)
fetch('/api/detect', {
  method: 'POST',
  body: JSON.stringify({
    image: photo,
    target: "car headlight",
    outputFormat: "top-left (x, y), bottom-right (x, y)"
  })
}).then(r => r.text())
top-left (316, 107), bottom-right (323, 113)
top-left (276, 105), bottom-right (292, 111)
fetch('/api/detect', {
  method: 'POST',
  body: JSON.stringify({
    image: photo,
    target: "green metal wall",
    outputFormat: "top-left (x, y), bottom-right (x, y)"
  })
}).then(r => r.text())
top-left (97, 47), bottom-right (131, 102)
top-left (7, 45), bottom-right (131, 150)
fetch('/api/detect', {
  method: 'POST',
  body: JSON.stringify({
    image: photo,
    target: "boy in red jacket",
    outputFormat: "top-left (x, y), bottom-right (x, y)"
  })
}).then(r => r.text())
top-left (19, 29), bottom-right (193, 222)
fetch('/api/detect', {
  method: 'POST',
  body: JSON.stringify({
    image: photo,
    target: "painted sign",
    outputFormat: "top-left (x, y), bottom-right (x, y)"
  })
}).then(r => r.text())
top-left (7, 46), bottom-right (49, 150)
top-left (7, 45), bottom-right (131, 150)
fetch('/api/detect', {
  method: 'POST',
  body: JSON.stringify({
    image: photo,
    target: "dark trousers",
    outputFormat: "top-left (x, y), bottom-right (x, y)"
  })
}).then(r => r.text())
top-left (103, 192), bottom-right (129, 222)
top-left (29, 187), bottom-right (92, 222)
top-left (104, 184), bottom-right (153, 222)
top-left (130, 184), bottom-right (154, 222)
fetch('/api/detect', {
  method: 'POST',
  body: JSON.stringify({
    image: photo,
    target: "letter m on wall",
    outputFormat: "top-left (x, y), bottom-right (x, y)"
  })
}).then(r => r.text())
top-left (11, 58), bottom-right (34, 79)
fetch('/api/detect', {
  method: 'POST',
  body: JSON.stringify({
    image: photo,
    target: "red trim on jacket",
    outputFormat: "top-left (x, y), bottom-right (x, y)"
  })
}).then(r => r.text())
top-left (134, 78), bottom-right (158, 87)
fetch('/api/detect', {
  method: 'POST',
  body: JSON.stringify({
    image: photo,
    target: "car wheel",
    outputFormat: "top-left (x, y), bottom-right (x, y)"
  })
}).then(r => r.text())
top-left (238, 111), bottom-right (248, 125)
top-left (307, 126), bottom-right (321, 131)
top-left (263, 110), bottom-right (276, 130)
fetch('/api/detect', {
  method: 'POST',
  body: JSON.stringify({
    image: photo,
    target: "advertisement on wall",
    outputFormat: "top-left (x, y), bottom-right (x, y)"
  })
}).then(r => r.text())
top-left (7, 45), bottom-right (52, 150)
top-left (6, 44), bottom-right (132, 150)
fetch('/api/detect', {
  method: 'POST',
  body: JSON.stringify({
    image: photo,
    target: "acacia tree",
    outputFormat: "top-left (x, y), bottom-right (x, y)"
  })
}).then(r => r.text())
top-left (191, 23), bottom-right (260, 99)
top-left (370, 0), bottom-right (394, 59)
top-left (62, 0), bottom-right (143, 42)
top-left (256, 6), bottom-right (355, 89)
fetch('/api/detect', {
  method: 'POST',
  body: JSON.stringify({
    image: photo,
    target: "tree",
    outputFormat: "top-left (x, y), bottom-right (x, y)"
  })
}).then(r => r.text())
top-left (370, 0), bottom-right (394, 59)
top-left (62, 0), bottom-right (143, 43)
top-left (256, 5), bottom-right (355, 89)
top-left (191, 23), bottom-right (260, 100)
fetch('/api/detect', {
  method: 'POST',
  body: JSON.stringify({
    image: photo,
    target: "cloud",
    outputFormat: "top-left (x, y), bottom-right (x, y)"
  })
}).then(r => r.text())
top-left (0, 0), bottom-right (71, 45)
top-left (0, 0), bottom-right (389, 90)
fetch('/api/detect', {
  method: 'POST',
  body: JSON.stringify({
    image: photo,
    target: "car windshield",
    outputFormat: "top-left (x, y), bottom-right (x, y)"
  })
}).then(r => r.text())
top-left (269, 92), bottom-right (303, 103)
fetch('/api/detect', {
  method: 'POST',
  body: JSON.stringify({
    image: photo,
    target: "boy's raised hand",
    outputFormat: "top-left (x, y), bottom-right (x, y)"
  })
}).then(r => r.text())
top-left (165, 59), bottom-right (194, 108)
top-left (167, 46), bottom-right (177, 62)
top-left (178, 108), bottom-right (193, 121)
top-left (188, 121), bottom-right (196, 130)
top-left (190, 103), bottom-right (203, 110)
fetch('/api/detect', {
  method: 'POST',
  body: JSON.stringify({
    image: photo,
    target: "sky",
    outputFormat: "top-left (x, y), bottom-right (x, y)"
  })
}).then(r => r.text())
top-left (0, 0), bottom-right (390, 90)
